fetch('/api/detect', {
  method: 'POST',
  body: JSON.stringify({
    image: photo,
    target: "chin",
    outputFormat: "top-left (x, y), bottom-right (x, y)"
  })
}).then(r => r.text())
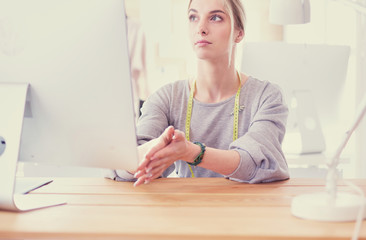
top-left (195, 55), bottom-right (210, 60)
top-left (194, 51), bottom-right (213, 60)
top-left (193, 48), bottom-right (229, 62)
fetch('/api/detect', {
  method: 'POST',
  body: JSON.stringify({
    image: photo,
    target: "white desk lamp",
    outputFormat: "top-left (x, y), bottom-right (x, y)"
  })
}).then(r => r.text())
top-left (269, 0), bottom-right (366, 223)
top-left (270, 0), bottom-right (366, 222)
top-left (291, 94), bottom-right (366, 222)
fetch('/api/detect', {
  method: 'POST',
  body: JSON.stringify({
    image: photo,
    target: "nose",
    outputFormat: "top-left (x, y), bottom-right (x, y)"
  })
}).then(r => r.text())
top-left (197, 20), bottom-right (208, 36)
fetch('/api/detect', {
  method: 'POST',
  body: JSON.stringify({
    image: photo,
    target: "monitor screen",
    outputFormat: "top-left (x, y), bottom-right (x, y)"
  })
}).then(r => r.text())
top-left (0, 0), bottom-right (138, 173)
top-left (240, 42), bottom-right (350, 154)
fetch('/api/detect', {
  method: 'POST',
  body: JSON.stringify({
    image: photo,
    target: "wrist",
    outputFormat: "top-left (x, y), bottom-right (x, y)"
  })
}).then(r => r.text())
top-left (187, 141), bottom-right (206, 166)
top-left (185, 141), bottom-right (201, 163)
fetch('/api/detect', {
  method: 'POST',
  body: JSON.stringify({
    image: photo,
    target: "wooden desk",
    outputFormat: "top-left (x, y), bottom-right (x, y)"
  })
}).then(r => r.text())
top-left (0, 178), bottom-right (365, 240)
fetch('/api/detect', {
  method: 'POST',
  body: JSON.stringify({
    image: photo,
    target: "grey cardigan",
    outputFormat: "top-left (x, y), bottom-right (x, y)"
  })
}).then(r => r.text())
top-left (113, 76), bottom-right (289, 183)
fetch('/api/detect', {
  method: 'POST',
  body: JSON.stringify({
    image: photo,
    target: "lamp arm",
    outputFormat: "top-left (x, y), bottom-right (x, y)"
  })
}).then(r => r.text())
top-left (325, 94), bottom-right (366, 199)
top-left (327, 94), bottom-right (366, 168)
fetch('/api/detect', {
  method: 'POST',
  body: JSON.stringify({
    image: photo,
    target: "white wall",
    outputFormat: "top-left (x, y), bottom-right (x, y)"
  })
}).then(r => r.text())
top-left (355, 10), bottom-right (366, 177)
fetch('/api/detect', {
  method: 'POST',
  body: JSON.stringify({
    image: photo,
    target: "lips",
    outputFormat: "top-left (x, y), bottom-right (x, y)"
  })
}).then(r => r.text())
top-left (195, 40), bottom-right (212, 47)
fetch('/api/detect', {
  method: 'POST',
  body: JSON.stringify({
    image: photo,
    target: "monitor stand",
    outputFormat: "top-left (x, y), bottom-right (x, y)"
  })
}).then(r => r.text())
top-left (0, 83), bottom-right (66, 211)
top-left (282, 90), bottom-right (326, 154)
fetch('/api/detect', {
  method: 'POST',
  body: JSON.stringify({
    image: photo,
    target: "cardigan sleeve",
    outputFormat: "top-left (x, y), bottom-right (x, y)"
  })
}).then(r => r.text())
top-left (226, 83), bottom-right (290, 183)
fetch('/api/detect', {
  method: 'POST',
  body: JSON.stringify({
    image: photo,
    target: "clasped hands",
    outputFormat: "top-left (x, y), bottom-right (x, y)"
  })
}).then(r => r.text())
top-left (133, 126), bottom-right (199, 187)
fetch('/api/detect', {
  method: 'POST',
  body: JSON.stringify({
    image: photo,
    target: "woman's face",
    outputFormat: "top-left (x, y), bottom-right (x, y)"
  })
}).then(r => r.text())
top-left (188, 0), bottom-right (233, 61)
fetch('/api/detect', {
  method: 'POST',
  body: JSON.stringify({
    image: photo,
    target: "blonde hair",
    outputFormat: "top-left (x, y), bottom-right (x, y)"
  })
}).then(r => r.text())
top-left (188, 0), bottom-right (246, 66)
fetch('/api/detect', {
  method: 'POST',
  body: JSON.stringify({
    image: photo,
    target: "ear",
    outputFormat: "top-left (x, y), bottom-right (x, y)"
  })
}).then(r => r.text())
top-left (234, 30), bottom-right (244, 43)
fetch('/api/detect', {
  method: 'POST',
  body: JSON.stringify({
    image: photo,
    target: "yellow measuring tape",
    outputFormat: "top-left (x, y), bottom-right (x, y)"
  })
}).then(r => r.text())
top-left (185, 71), bottom-right (242, 177)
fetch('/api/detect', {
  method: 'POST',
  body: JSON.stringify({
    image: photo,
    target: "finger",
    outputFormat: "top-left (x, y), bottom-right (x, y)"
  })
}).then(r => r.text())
top-left (137, 126), bottom-right (176, 172)
top-left (149, 144), bottom-right (178, 162)
top-left (146, 164), bottom-right (167, 182)
top-left (134, 174), bottom-right (147, 187)
top-left (133, 169), bottom-right (146, 179)
top-left (145, 126), bottom-right (175, 160)
top-left (136, 154), bottom-right (170, 186)
top-left (161, 126), bottom-right (175, 143)
top-left (136, 155), bottom-right (150, 172)
top-left (146, 157), bottom-right (170, 171)
top-left (135, 165), bottom-right (163, 187)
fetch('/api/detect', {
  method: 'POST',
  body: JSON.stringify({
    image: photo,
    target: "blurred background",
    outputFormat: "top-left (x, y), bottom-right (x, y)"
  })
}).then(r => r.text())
top-left (124, 0), bottom-right (366, 178)
top-left (18, 0), bottom-right (366, 179)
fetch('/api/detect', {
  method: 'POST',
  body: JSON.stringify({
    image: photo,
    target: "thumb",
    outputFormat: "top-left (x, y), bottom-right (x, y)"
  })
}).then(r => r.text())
top-left (141, 126), bottom-right (175, 167)
top-left (172, 129), bottom-right (187, 143)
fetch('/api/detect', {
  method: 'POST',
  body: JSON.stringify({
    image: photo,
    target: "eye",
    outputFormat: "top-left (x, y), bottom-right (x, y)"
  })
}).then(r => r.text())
top-left (188, 14), bottom-right (198, 22)
top-left (210, 14), bottom-right (223, 22)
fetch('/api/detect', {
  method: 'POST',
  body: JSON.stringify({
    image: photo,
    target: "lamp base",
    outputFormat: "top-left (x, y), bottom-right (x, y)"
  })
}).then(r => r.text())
top-left (291, 192), bottom-right (366, 222)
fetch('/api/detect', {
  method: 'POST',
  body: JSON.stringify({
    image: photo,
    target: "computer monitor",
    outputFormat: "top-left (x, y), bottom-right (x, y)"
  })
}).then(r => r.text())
top-left (0, 0), bottom-right (138, 211)
top-left (240, 42), bottom-right (350, 154)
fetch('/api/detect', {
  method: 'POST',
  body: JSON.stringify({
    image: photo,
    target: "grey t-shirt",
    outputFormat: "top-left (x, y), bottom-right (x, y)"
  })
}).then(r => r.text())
top-left (114, 76), bottom-right (289, 183)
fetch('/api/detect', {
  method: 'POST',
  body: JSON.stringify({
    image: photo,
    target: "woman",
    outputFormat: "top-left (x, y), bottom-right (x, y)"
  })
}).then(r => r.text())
top-left (114, 0), bottom-right (289, 186)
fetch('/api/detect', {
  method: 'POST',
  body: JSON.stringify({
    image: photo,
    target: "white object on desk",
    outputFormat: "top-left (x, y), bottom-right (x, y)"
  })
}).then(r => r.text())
top-left (0, 83), bottom-right (65, 211)
top-left (292, 94), bottom-right (366, 222)
top-left (15, 178), bottom-right (53, 194)
top-left (0, 0), bottom-right (139, 211)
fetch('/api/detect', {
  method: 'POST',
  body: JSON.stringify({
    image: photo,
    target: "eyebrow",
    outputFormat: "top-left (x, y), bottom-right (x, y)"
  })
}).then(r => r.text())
top-left (188, 9), bottom-right (226, 15)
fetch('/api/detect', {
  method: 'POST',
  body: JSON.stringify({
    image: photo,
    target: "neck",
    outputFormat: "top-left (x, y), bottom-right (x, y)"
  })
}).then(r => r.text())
top-left (193, 61), bottom-right (241, 103)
